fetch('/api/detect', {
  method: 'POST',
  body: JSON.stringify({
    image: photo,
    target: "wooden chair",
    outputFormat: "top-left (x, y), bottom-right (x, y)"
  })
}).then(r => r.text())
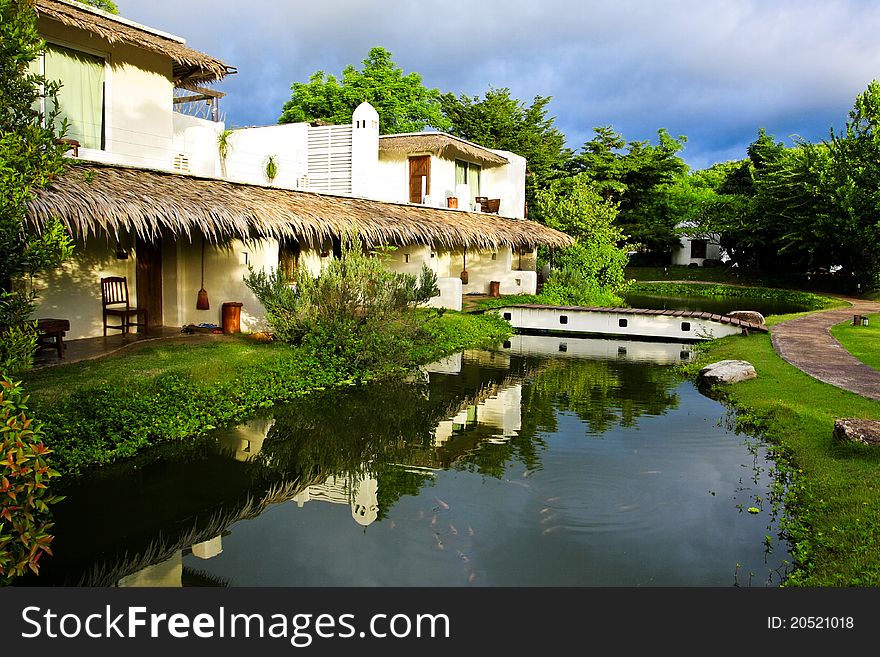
top-left (101, 276), bottom-right (147, 335)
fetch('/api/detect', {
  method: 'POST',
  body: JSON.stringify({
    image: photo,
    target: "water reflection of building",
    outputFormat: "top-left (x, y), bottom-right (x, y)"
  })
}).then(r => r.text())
top-left (217, 417), bottom-right (275, 462)
top-left (117, 535), bottom-right (223, 587)
top-left (500, 334), bottom-right (693, 363)
top-left (291, 474), bottom-right (380, 527)
top-left (433, 384), bottom-right (522, 447)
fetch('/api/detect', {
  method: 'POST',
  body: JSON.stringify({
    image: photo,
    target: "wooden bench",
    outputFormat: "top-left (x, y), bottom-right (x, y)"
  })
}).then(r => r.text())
top-left (36, 318), bottom-right (70, 359)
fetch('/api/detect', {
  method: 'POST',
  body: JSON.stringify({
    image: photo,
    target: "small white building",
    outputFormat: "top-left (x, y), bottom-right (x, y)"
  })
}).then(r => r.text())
top-left (672, 222), bottom-right (723, 267)
top-left (26, 0), bottom-right (572, 340)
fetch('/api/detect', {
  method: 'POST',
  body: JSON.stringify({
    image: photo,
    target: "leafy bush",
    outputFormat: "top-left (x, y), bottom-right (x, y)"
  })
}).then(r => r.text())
top-left (0, 378), bottom-right (62, 585)
top-left (245, 240), bottom-right (440, 374)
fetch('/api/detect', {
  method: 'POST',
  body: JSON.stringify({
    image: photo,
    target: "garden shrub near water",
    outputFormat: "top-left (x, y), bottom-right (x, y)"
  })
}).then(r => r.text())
top-left (244, 240), bottom-right (440, 373)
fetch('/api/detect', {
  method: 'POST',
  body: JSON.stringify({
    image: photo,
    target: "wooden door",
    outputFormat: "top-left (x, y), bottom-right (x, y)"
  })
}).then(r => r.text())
top-left (408, 155), bottom-right (431, 203)
top-left (136, 238), bottom-right (163, 329)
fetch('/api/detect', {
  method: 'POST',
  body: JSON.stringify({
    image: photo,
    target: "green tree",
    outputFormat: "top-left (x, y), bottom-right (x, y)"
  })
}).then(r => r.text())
top-left (569, 126), bottom-right (688, 260)
top-left (440, 88), bottom-right (572, 212)
top-left (279, 47), bottom-right (450, 134)
top-left (1, 0), bottom-right (73, 373)
top-left (822, 80), bottom-right (880, 285)
top-left (534, 174), bottom-right (631, 305)
top-left (76, 0), bottom-right (119, 12)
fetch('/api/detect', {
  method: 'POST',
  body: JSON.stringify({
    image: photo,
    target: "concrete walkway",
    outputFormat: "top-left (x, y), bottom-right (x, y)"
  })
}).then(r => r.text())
top-left (770, 297), bottom-right (880, 400)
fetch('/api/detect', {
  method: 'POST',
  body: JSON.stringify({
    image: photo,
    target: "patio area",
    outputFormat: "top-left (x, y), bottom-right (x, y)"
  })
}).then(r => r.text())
top-left (32, 326), bottom-right (200, 368)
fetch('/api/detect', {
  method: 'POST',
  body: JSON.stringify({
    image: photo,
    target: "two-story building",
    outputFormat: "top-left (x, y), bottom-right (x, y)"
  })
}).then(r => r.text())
top-left (27, 0), bottom-right (573, 340)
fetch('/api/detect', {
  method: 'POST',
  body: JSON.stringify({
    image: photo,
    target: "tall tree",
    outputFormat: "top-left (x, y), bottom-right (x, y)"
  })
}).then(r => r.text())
top-left (534, 174), bottom-right (631, 304)
top-left (440, 88), bottom-right (572, 212)
top-left (0, 0), bottom-right (72, 330)
top-left (279, 47), bottom-right (450, 134)
top-left (822, 80), bottom-right (880, 284)
top-left (569, 126), bottom-right (688, 260)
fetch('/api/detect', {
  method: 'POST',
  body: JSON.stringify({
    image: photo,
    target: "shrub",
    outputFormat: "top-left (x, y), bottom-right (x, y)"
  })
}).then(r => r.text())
top-left (0, 378), bottom-right (62, 585)
top-left (245, 240), bottom-right (441, 375)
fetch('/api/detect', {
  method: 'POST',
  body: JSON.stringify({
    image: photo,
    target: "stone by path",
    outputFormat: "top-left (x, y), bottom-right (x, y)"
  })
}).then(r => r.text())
top-left (770, 297), bottom-right (880, 400)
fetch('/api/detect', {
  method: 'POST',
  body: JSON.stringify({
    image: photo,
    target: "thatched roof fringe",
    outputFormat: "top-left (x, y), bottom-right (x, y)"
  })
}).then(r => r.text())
top-left (35, 0), bottom-right (235, 85)
top-left (379, 133), bottom-right (509, 167)
top-left (27, 162), bottom-right (574, 250)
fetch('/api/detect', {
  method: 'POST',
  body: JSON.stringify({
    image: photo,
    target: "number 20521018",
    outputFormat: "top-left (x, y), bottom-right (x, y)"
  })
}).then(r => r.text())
top-left (768, 616), bottom-right (854, 629)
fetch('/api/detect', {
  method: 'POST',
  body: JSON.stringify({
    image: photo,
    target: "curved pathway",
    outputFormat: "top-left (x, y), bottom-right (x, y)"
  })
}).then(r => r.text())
top-left (770, 297), bottom-right (880, 400)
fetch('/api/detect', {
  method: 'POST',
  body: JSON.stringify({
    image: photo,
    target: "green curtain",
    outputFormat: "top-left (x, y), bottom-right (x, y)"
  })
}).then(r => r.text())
top-left (455, 160), bottom-right (481, 204)
top-left (455, 160), bottom-right (467, 187)
top-left (469, 163), bottom-right (481, 202)
top-left (44, 45), bottom-right (105, 149)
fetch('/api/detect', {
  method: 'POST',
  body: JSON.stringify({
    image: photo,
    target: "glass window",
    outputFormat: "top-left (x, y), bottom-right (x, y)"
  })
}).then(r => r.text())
top-left (42, 44), bottom-right (106, 150)
top-left (690, 239), bottom-right (708, 259)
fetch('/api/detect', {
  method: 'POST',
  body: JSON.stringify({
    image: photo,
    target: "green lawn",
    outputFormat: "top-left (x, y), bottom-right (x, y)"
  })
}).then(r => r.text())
top-left (830, 313), bottom-right (880, 371)
top-left (688, 330), bottom-right (880, 586)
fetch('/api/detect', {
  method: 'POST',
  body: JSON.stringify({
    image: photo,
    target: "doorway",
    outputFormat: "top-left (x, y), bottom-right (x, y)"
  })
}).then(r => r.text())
top-left (136, 238), bottom-right (163, 329)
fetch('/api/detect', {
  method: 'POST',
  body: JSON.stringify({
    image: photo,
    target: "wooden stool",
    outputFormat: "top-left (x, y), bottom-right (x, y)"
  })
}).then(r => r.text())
top-left (36, 318), bottom-right (70, 359)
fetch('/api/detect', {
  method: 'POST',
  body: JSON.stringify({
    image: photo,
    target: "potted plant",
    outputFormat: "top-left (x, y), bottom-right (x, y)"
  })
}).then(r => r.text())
top-left (265, 155), bottom-right (278, 185)
top-left (217, 128), bottom-right (234, 177)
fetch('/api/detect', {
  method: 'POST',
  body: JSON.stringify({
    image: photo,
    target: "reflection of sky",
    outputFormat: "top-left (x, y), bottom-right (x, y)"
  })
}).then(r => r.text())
top-left (185, 381), bottom-right (787, 587)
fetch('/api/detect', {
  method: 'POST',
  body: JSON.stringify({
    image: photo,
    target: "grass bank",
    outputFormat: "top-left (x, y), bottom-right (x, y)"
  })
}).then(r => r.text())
top-left (20, 310), bottom-right (512, 480)
top-left (830, 313), bottom-right (880, 371)
top-left (685, 331), bottom-right (880, 586)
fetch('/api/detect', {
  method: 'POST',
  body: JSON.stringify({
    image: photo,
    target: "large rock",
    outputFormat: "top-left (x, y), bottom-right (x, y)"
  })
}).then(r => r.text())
top-left (726, 310), bottom-right (765, 325)
top-left (699, 360), bottom-right (757, 385)
top-left (833, 419), bottom-right (880, 447)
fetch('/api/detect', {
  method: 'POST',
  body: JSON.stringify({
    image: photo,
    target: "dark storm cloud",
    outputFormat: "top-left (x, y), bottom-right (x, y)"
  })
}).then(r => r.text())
top-left (115, 0), bottom-right (880, 168)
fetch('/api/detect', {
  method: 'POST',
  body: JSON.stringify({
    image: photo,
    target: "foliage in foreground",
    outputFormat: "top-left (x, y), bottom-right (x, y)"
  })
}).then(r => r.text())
top-left (0, 379), bottom-right (62, 584)
top-left (1, 0), bottom-right (74, 375)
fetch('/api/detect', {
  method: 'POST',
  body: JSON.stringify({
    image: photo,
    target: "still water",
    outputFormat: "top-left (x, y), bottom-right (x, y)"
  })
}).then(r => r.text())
top-left (24, 335), bottom-right (790, 587)
top-left (623, 293), bottom-right (810, 317)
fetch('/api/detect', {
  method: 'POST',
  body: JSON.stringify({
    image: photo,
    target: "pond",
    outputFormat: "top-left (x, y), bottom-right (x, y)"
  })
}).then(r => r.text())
top-left (623, 292), bottom-right (811, 317)
top-left (20, 334), bottom-right (791, 588)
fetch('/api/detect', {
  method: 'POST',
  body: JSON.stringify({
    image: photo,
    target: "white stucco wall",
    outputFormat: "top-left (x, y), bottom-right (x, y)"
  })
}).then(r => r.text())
top-left (30, 238), bottom-right (139, 340)
top-left (162, 237), bottom-right (276, 331)
top-left (220, 124), bottom-right (310, 187)
top-left (38, 18), bottom-right (178, 172)
top-left (490, 307), bottom-right (744, 341)
top-left (672, 232), bottom-right (723, 266)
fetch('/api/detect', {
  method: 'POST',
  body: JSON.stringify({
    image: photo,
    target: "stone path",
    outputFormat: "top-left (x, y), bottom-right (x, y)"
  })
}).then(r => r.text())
top-left (770, 297), bottom-right (880, 400)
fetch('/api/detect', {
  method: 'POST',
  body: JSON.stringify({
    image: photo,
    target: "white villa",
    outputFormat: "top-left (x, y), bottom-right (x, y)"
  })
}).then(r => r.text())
top-left (26, 0), bottom-right (572, 340)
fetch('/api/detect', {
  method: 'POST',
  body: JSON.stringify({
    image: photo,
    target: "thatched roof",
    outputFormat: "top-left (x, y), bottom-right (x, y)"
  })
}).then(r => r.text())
top-left (35, 0), bottom-right (235, 86)
top-left (379, 133), bottom-right (509, 167)
top-left (28, 162), bottom-right (575, 250)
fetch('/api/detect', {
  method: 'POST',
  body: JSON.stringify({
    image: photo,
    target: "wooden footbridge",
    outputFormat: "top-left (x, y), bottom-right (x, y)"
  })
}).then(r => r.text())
top-left (485, 304), bottom-right (769, 342)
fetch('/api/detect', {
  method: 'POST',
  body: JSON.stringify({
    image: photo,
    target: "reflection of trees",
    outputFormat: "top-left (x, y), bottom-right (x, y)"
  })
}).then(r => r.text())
top-left (520, 358), bottom-right (681, 436)
top-left (20, 349), bottom-right (681, 586)
top-left (254, 357), bottom-right (548, 515)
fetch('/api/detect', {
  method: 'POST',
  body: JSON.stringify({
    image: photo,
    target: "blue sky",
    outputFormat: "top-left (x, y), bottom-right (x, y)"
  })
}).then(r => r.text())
top-left (115, 0), bottom-right (880, 170)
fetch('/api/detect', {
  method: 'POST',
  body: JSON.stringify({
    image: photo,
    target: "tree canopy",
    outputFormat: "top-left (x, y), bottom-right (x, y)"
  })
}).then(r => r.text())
top-left (279, 47), bottom-right (449, 134)
top-left (440, 88), bottom-right (571, 210)
top-left (568, 126), bottom-right (689, 259)
top-left (76, 0), bottom-right (119, 13)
